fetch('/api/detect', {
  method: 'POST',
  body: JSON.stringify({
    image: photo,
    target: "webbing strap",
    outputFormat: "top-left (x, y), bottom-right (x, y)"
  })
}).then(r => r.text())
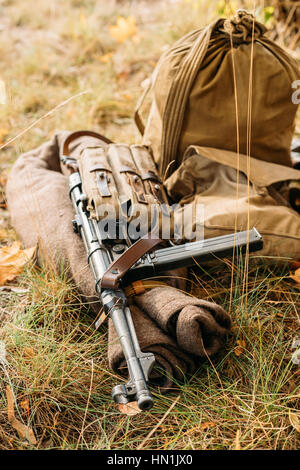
top-left (159, 20), bottom-right (219, 176)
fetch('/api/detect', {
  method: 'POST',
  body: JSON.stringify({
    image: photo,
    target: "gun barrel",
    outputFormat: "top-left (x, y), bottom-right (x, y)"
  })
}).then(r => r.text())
top-left (106, 299), bottom-right (154, 411)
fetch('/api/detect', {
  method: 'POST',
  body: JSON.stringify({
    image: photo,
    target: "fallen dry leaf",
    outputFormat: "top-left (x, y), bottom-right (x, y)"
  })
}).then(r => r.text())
top-left (234, 339), bottom-right (246, 357)
top-left (0, 227), bottom-right (8, 238)
top-left (23, 346), bottom-right (35, 359)
top-left (117, 70), bottom-right (130, 83)
top-left (99, 52), bottom-right (114, 63)
top-left (122, 93), bottom-right (133, 101)
top-left (290, 267), bottom-right (300, 288)
top-left (109, 16), bottom-right (138, 43)
top-left (6, 386), bottom-right (37, 445)
top-left (0, 170), bottom-right (7, 187)
top-left (79, 12), bottom-right (86, 26)
top-left (132, 34), bottom-right (141, 44)
top-left (0, 242), bottom-right (36, 285)
top-left (290, 261), bottom-right (300, 271)
top-left (200, 421), bottom-right (216, 431)
top-left (289, 410), bottom-right (300, 433)
top-left (20, 399), bottom-right (30, 413)
top-left (118, 401), bottom-right (141, 416)
top-left (0, 128), bottom-right (8, 144)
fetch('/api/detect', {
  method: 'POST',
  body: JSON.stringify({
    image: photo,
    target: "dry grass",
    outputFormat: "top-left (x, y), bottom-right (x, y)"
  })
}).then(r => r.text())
top-left (0, 0), bottom-right (299, 450)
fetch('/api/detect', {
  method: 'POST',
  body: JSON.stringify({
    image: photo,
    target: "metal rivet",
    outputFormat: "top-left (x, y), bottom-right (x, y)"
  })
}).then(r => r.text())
top-left (112, 244), bottom-right (125, 254)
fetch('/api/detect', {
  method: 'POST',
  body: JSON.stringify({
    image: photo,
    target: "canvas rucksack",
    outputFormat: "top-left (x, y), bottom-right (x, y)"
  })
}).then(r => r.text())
top-left (134, 9), bottom-right (300, 258)
top-left (135, 10), bottom-right (300, 176)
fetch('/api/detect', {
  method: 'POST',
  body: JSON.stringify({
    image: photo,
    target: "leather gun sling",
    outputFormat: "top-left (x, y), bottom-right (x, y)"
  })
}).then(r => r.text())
top-left (61, 130), bottom-right (113, 157)
top-left (101, 234), bottom-right (162, 289)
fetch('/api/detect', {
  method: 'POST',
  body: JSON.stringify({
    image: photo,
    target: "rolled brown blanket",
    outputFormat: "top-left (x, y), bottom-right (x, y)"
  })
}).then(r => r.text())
top-left (108, 305), bottom-right (195, 391)
top-left (6, 131), bottom-right (230, 392)
top-left (134, 287), bottom-right (231, 357)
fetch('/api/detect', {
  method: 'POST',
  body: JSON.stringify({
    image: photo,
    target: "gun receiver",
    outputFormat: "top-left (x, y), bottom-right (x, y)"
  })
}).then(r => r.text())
top-left (124, 228), bottom-right (263, 284)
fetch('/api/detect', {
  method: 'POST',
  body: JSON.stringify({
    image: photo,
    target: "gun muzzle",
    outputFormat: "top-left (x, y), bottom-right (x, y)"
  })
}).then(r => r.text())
top-left (112, 384), bottom-right (154, 411)
top-left (102, 290), bottom-right (155, 411)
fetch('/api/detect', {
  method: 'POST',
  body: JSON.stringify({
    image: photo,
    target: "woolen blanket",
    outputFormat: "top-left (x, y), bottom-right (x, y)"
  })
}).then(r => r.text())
top-left (6, 132), bottom-right (231, 390)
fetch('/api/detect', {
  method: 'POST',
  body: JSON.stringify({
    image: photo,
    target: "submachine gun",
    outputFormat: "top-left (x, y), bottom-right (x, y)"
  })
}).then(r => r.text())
top-left (60, 130), bottom-right (263, 411)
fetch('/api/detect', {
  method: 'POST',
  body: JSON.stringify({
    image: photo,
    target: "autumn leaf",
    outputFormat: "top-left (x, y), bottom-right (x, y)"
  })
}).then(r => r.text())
top-left (109, 16), bottom-right (138, 43)
top-left (0, 242), bottom-right (36, 285)
top-left (0, 227), bottom-right (8, 239)
top-left (132, 34), bottom-right (140, 45)
top-left (200, 421), bottom-right (216, 431)
top-left (20, 399), bottom-right (30, 413)
top-left (79, 12), bottom-right (86, 27)
top-left (99, 52), bottom-right (114, 63)
top-left (23, 346), bottom-right (35, 359)
top-left (0, 128), bottom-right (8, 144)
top-left (118, 401), bottom-right (141, 416)
top-left (290, 267), bottom-right (300, 288)
top-left (289, 410), bottom-right (300, 433)
top-left (290, 260), bottom-right (300, 270)
top-left (6, 386), bottom-right (37, 445)
top-left (234, 339), bottom-right (246, 357)
top-left (122, 93), bottom-right (133, 101)
top-left (0, 170), bottom-right (7, 187)
top-left (117, 70), bottom-right (130, 83)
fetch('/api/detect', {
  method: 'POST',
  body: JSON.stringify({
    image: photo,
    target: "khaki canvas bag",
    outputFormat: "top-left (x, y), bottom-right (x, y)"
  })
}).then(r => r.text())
top-left (135, 10), bottom-right (300, 176)
top-left (165, 146), bottom-right (300, 258)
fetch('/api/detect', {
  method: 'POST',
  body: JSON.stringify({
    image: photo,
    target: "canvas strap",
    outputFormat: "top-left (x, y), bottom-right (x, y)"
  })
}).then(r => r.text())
top-left (159, 20), bottom-right (219, 176)
top-left (134, 80), bottom-right (152, 136)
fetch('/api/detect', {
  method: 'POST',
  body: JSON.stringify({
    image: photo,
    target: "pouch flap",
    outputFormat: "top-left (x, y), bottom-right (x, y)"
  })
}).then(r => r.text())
top-left (183, 145), bottom-right (300, 187)
top-left (79, 146), bottom-right (119, 219)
